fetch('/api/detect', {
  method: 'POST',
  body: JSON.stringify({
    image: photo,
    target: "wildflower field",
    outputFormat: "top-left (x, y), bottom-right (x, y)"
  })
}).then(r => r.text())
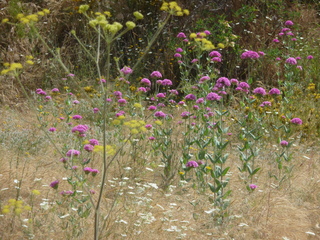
top-left (1, 0), bottom-right (320, 239)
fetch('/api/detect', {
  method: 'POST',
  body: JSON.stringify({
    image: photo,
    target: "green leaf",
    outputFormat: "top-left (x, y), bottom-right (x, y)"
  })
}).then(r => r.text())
top-left (198, 150), bottom-right (206, 160)
top-left (221, 167), bottom-right (230, 176)
top-left (251, 167), bottom-right (260, 176)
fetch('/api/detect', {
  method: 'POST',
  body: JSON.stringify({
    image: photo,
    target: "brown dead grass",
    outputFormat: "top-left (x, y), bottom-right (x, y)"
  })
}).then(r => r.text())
top-left (1, 108), bottom-right (320, 240)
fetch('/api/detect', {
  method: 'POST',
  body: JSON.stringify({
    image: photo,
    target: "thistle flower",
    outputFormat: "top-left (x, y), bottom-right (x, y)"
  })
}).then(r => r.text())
top-left (285, 57), bottom-right (297, 65)
top-left (114, 91), bottom-right (122, 98)
top-left (145, 124), bottom-right (153, 130)
top-left (177, 32), bottom-right (186, 38)
top-left (118, 98), bottom-right (127, 105)
top-left (199, 76), bottom-right (210, 83)
top-left (84, 144), bottom-right (94, 152)
top-left (91, 169), bottom-right (99, 176)
top-left (138, 87), bottom-right (147, 92)
top-left (285, 20), bottom-right (294, 26)
top-left (156, 93), bottom-right (166, 98)
top-left (291, 118), bottom-right (302, 125)
top-left (49, 127), bottom-right (56, 132)
top-left (50, 180), bottom-right (59, 189)
top-left (150, 71), bottom-right (162, 78)
top-left (120, 66), bottom-right (133, 75)
top-left (83, 167), bottom-right (92, 174)
top-left (72, 115), bottom-right (83, 120)
top-left (66, 149), bottom-right (81, 157)
top-left (216, 77), bottom-right (231, 87)
top-left (154, 111), bottom-right (166, 118)
top-left (162, 79), bottom-right (172, 86)
top-left (206, 92), bottom-right (221, 101)
top-left (181, 111), bottom-right (191, 119)
top-left (185, 94), bottom-right (196, 101)
top-left (72, 125), bottom-right (89, 134)
top-left (196, 98), bottom-right (204, 104)
top-left (253, 87), bottom-right (266, 96)
top-left (211, 57), bottom-right (221, 62)
top-left (89, 139), bottom-right (99, 146)
top-left (209, 51), bottom-right (221, 57)
top-left (141, 78), bottom-right (151, 86)
top-left (186, 161), bottom-right (198, 168)
top-left (169, 89), bottom-right (179, 95)
top-left (269, 88), bottom-right (281, 95)
top-left (249, 184), bottom-right (257, 190)
top-left (241, 50), bottom-right (260, 59)
top-left (51, 88), bottom-right (59, 93)
top-left (280, 140), bottom-right (289, 147)
top-left (148, 105), bottom-right (157, 111)
top-left (260, 101), bottom-right (271, 107)
top-left (230, 78), bottom-right (239, 85)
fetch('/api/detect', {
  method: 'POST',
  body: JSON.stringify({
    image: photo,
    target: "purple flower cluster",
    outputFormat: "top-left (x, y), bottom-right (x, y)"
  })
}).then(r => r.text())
top-left (280, 140), bottom-right (289, 147)
top-left (66, 149), bottom-right (81, 157)
top-left (285, 57), bottom-right (297, 65)
top-left (150, 71), bottom-right (162, 78)
top-left (216, 77), bottom-right (231, 87)
top-left (120, 66), bottom-right (133, 75)
top-left (186, 161), bottom-right (198, 168)
top-left (241, 50), bottom-right (260, 59)
top-left (269, 88), bottom-right (281, 95)
top-left (206, 92), bottom-right (221, 101)
top-left (160, 79), bottom-right (173, 86)
top-left (154, 111), bottom-right (166, 118)
top-left (84, 144), bottom-right (94, 152)
top-left (72, 115), bottom-right (82, 120)
top-left (252, 87), bottom-right (266, 96)
top-left (235, 82), bottom-right (250, 93)
top-left (36, 88), bottom-right (47, 95)
top-left (291, 118), bottom-right (303, 125)
top-left (83, 167), bottom-right (100, 176)
top-left (141, 78), bottom-right (151, 86)
top-left (60, 190), bottom-right (74, 196)
top-left (89, 139), bottom-right (99, 146)
top-left (259, 101), bottom-right (271, 107)
top-left (185, 94), bottom-right (196, 101)
top-left (209, 51), bottom-right (221, 58)
top-left (181, 111), bottom-right (191, 119)
top-left (50, 180), bottom-right (59, 189)
top-left (177, 32), bottom-right (186, 38)
top-left (72, 125), bottom-right (89, 137)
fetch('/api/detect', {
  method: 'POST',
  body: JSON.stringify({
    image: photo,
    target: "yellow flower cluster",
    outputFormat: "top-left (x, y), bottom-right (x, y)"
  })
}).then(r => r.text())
top-left (160, 1), bottom-right (189, 16)
top-left (79, 5), bottom-right (138, 34)
top-left (1, 199), bottom-right (32, 215)
top-left (307, 83), bottom-right (316, 92)
top-left (133, 11), bottom-right (144, 20)
top-left (112, 115), bottom-right (125, 125)
top-left (190, 32), bottom-right (216, 50)
top-left (1, 62), bottom-right (23, 75)
top-left (93, 145), bottom-right (116, 155)
top-left (124, 119), bottom-right (147, 134)
top-left (133, 103), bottom-right (142, 108)
top-left (16, 9), bottom-right (50, 25)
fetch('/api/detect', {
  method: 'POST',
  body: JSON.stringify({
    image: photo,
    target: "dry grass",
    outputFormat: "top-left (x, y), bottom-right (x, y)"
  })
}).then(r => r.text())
top-left (1, 108), bottom-right (320, 240)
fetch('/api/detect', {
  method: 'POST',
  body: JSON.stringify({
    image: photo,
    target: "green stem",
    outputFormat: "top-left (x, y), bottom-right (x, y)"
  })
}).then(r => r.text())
top-left (30, 24), bottom-right (70, 74)
top-left (132, 14), bottom-right (171, 72)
